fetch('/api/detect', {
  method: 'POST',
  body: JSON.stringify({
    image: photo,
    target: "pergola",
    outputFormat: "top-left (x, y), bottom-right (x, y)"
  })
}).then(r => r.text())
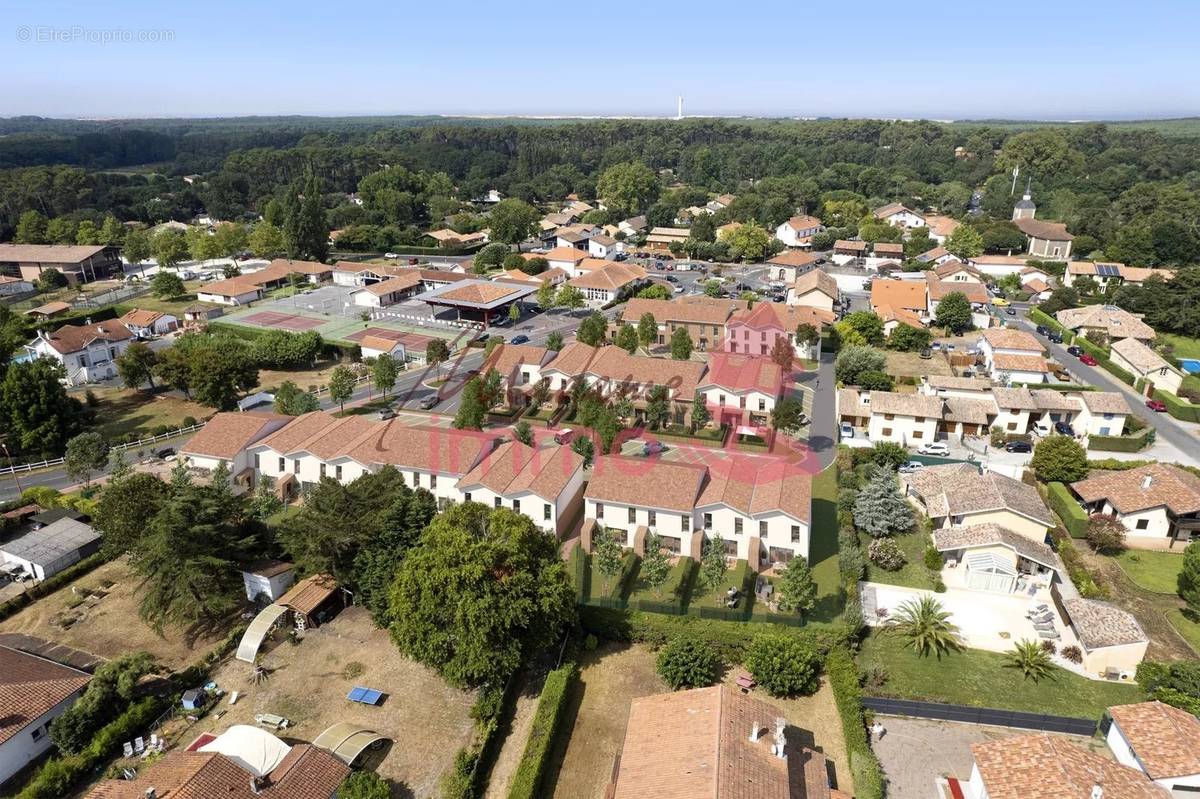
top-left (963, 552), bottom-right (1018, 593)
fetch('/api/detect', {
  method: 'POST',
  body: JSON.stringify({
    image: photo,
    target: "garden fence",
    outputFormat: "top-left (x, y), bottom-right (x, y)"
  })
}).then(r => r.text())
top-left (0, 421), bottom-right (208, 476)
top-left (861, 697), bottom-right (1097, 735)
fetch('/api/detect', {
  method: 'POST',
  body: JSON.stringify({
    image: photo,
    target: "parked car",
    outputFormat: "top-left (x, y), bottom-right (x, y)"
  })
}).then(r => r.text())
top-left (1004, 440), bottom-right (1033, 453)
top-left (155, 447), bottom-right (176, 460)
top-left (1054, 370), bottom-right (1073, 382)
top-left (384, 252), bottom-right (401, 259)
top-left (1054, 421), bottom-right (1076, 436)
top-left (553, 428), bottom-right (574, 445)
top-left (1048, 333), bottom-right (1063, 344)
top-left (961, 368), bottom-right (974, 377)
top-left (418, 395), bottom-right (439, 410)
top-left (1005, 307), bottom-right (1017, 316)
top-left (613, 252), bottom-right (628, 261)
top-left (1066, 345), bottom-right (1083, 357)
top-left (992, 297), bottom-right (1011, 307)
top-left (664, 275), bottom-right (679, 283)
top-left (379, 407), bottom-right (397, 420)
top-left (1034, 421), bottom-right (1052, 436)
top-left (1079, 354), bottom-right (1099, 366)
top-left (509, 334), bottom-right (530, 345)
top-left (917, 442), bottom-right (951, 456)
top-left (1035, 325), bottom-right (1050, 336)
top-left (643, 441), bottom-right (668, 456)
top-left (1146, 399), bottom-right (1169, 412)
top-left (839, 422), bottom-right (854, 439)
top-left (898, 461), bottom-right (924, 474)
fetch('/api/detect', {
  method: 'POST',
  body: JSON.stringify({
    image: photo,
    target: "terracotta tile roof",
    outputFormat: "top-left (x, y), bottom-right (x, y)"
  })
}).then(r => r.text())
top-left (1079, 391), bottom-right (1130, 415)
top-left (568, 263), bottom-right (647, 291)
top-left (700, 353), bottom-right (784, 396)
top-left (768, 250), bottom-right (819, 268)
top-left (941, 396), bottom-right (994, 425)
top-left (970, 254), bottom-right (1031, 266)
top-left (871, 280), bottom-right (926, 313)
top-left (584, 346), bottom-right (708, 397)
top-left (353, 421), bottom-right (496, 474)
top-left (873, 242), bottom-right (904, 255)
top-left (358, 334), bottom-right (405, 353)
top-left (458, 440), bottom-right (583, 502)
top-left (481, 342), bottom-right (552, 380)
top-left (925, 375), bottom-right (994, 392)
top-left (728, 302), bottom-right (833, 333)
top-left (1108, 701), bottom-right (1200, 779)
top-left (1014, 217), bottom-right (1074, 241)
top-left (790, 269), bottom-right (839, 299)
top-left (697, 460), bottom-right (811, 523)
top-left (0, 243), bottom-right (109, 263)
top-left (0, 645), bottom-right (90, 747)
top-left (26, 301), bottom-right (72, 316)
top-left (873, 203), bottom-right (922, 220)
top-left (298, 416), bottom-right (380, 461)
top-left (277, 573), bottom-right (338, 616)
top-left (926, 275), bottom-right (989, 303)
top-left (920, 247), bottom-right (950, 261)
top-left (438, 282), bottom-right (524, 304)
top-left (541, 246), bottom-right (589, 263)
top-left (255, 411), bottom-right (342, 455)
top-left (865, 390), bottom-right (943, 418)
top-left (932, 523), bottom-right (1057, 570)
top-left (1062, 598), bottom-right (1147, 649)
top-left (833, 239), bottom-right (867, 252)
top-left (970, 733), bottom-right (1166, 799)
top-left (586, 455), bottom-right (709, 512)
top-left (1055, 306), bottom-right (1155, 341)
top-left (648, 227), bottom-right (689, 237)
top-left (1071, 463), bottom-right (1200, 515)
top-left (902, 464), bottom-right (1053, 526)
top-left (621, 297), bottom-right (742, 327)
top-left (1030, 389), bottom-right (1079, 411)
top-left (182, 412), bottom-right (288, 460)
top-left (1023, 277), bottom-right (1050, 293)
top-left (84, 743), bottom-right (348, 799)
top-left (981, 328), bottom-right (1043, 352)
top-left (933, 259), bottom-right (979, 278)
top-left (38, 320), bottom-right (134, 354)
top-left (612, 684), bottom-right (830, 799)
top-left (575, 257), bottom-right (619, 272)
top-left (1110, 338), bottom-right (1174, 375)
top-left (542, 341), bottom-right (599, 377)
top-left (119, 308), bottom-right (169, 327)
top-left (782, 215), bottom-right (823, 232)
top-left (923, 214), bottom-right (961, 237)
top-left (876, 305), bottom-right (924, 329)
top-left (992, 353), bottom-right (1050, 373)
top-left (200, 275), bottom-right (264, 297)
top-left (991, 387), bottom-right (1039, 410)
top-left (357, 272), bottom-right (422, 295)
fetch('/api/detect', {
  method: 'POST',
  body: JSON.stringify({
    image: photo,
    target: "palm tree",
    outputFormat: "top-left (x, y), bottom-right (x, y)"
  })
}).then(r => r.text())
top-left (890, 596), bottom-right (962, 659)
top-left (1005, 639), bottom-right (1055, 682)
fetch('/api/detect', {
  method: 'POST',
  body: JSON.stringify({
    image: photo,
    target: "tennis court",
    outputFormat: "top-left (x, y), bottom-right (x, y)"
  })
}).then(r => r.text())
top-left (239, 310), bottom-right (326, 331)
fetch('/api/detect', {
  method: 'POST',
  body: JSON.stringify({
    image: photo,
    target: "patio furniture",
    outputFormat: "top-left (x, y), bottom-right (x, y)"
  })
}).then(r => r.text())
top-left (255, 713), bottom-right (290, 729)
top-left (347, 687), bottom-right (384, 706)
top-left (1037, 628), bottom-right (1061, 640)
top-left (122, 742), bottom-right (134, 758)
top-left (134, 737), bottom-right (145, 754)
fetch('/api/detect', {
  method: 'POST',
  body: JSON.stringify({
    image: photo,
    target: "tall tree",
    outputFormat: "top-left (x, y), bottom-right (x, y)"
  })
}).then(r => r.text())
top-left (690, 391), bottom-right (711, 431)
top-left (284, 172), bottom-right (330, 262)
top-left (327, 365), bottom-right (356, 412)
top-left (577, 311), bottom-right (607, 346)
top-left (770, 336), bottom-right (794, 372)
top-left (64, 432), bottom-right (109, 487)
top-left (487, 198), bottom-right (540, 251)
top-left (93, 473), bottom-right (169, 555)
top-left (116, 341), bottom-right (159, 390)
top-left (150, 229), bottom-right (189, 269)
top-left (596, 162), bottom-right (659, 215)
top-left (670, 327), bottom-right (693, 360)
top-left (0, 359), bottom-right (87, 455)
top-left (853, 466), bottom-right (915, 537)
top-left (615, 324), bottom-right (639, 354)
top-left (274, 380), bottom-right (320, 415)
top-left (775, 557), bottom-right (817, 617)
top-left (248, 220), bottom-right (286, 259)
top-left (934, 291), bottom-right (973, 333)
top-left (426, 338), bottom-right (449, 378)
top-left (637, 313), bottom-right (658, 349)
top-left (150, 270), bottom-right (185, 299)
top-left (372, 353), bottom-right (398, 396)
top-left (640, 534), bottom-right (672, 598)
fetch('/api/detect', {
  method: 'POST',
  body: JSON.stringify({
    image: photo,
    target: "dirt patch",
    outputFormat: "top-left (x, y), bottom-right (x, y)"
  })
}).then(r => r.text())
top-left (483, 670), bottom-right (547, 799)
top-left (173, 606), bottom-right (474, 799)
top-left (547, 644), bottom-right (666, 799)
top-left (0, 558), bottom-right (229, 671)
top-left (886, 351), bottom-right (953, 378)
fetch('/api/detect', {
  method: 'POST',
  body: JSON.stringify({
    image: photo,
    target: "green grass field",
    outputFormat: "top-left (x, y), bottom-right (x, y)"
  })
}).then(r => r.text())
top-left (1112, 549), bottom-right (1183, 594)
top-left (1158, 333), bottom-right (1200, 360)
top-left (807, 464), bottom-right (845, 622)
top-left (1167, 609), bottom-right (1200, 655)
top-left (857, 631), bottom-right (1144, 718)
top-left (862, 528), bottom-right (937, 590)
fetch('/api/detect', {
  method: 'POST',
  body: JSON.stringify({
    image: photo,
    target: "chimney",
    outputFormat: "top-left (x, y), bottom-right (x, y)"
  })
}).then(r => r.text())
top-left (145, 790), bottom-right (157, 799)
top-left (1142, 474), bottom-right (1153, 490)
top-left (749, 720), bottom-right (761, 742)
top-left (250, 776), bottom-right (265, 795)
top-left (1091, 785), bottom-right (1103, 799)
top-left (773, 717), bottom-right (787, 760)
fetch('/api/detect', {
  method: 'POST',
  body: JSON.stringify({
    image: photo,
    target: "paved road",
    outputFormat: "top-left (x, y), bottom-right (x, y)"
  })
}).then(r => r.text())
top-left (1009, 305), bottom-right (1197, 454)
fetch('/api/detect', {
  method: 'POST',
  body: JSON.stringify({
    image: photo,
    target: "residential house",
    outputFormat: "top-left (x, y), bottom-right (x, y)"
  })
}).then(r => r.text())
top-left (1020, 265), bottom-right (1051, 285)
top-left (1014, 217), bottom-right (1073, 260)
top-left (870, 279), bottom-right (927, 326)
top-left (851, 390), bottom-right (941, 445)
top-left (725, 301), bottom-right (832, 360)
top-left (457, 441), bottom-right (585, 536)
top-left (588, 233), bottom-right (621, 259)
top-left (1071, 463), bottom-right (1200, 546)
top-left (900, 463), bottom-right (1054, 542)
top-left (117, 308), bottom-right (178, 337)
top-left (1059, 597), bottom-right (1149, 678)
top-left (1056, 305), bottom-right (1156, 343)
top-left (585, 456), bottom-right (708, 555)
top-left (774, 214), bottom-right (824, 248)
top-left (977, 328), bottom-right (1048, 383)
top-left (916, 246), bottom-right (957, 265)
top-left (1110, 337), bottom-right (1184, 396)
top-left (831, 239), bottom-right (867, 265)
top-left (926, 275), bottom-right (991, 328)
top-left (181, 411), bottom-right (291, 481)
top-left (356, 333), bottom-right (407, 361)
top-left (716, 222), bottom-right (743, 240)
top-left (196, 275), bottom-right (264, 305)
top-left (1066, 262), bottom-right (1175, 290)
top-left (765, 250), bottom-right (820, 283)
top-left (349, 271), bottom-right (423, 307)
top-left (617, 296), bottom-right (745, 351)
top-left (618, 215), bottom-right (647, 237)
top-left (873, 203), bottom-right (926, 229)
top-left (868, 242), bottom-right (905, 269)
top-left (934, 259), bottom-right (984, 283)
top-left (695, 463), bottom-right (812, 565)
top-left (1107, 701), bottom-right (1200, 794)
top-left (182, 303), bottom-right (223, 326)
top-left (608, 685), bottom-right (836, 799)
top-left (966, 733), bottom-right (1166, 799)
top-left (555, 224), bottom-right (599, 251)
top-left (537, 246), bottom-right (590, 275)
top-left (920, 375), bottom-right (996, 400)
top-left (644, 227), bottom-right (689, 252)
top-left (785, 269), bottom-right (840, 313)
top-left (0, 646), bottom-right (91, 785)
top-left (425, 228), bottom-right (488, 247)
top-left (479, 342), bottom-right (554, 407)
top-left (877, 305), bottom-right (925, 339)
top-left (495, 267), bottom-right (568, 287)
top-left (0, 243), bottom-right (121, 285)
top-left (1076, 391), bottom-right (1131, 437)
top-left (696, 353), bottom-right (785, 430)
top-left (923, 214), bottom-right (961, 244)
top-left (968, 254), bottom-right (1032, 277)
top-left (931, 523), bottom-right (1059, 593)
top-left (545, 345), bottom-right (705, 422)
top-left (1022, 275), bottom-right (1053, 301)
top-left (25, 320), bottom-right (134, 386)
top-left (566, 262), bottom-right (647, 307)
top-left (990, 386), bottom-right (1041, 436)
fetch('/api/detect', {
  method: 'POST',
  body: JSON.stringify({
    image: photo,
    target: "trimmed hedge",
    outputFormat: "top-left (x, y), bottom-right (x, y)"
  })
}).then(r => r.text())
top-left (0, 552), bottom-right (110, 624)
top-left (1153, 388), bottom-right (1200, 423)
top-left (568, 546), bottom-right (588, 602)
top-left (506, 664), bottom-right (578, 799)
top-left (826, 647), bottom-right (884, 799)
top-left (1046, 481), bottom-right (1088, 539)
top-left (609, 550), bottom-right (639, 599)
top-left (16, 696), bottom-right (164, 799)
top-left (1028, 307), bottom-right (1071, 340)
top-left (1088, 427), bottom-right (1153, 453)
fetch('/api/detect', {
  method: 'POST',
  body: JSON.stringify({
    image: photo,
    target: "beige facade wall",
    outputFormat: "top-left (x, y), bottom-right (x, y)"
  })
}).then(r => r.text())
top-left (958, 509), bottom-right (1049, 543)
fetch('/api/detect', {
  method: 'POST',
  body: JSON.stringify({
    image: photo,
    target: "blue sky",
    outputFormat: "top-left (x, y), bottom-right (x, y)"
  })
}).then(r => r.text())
top-left (4, 0), bottom-right (1199, 120)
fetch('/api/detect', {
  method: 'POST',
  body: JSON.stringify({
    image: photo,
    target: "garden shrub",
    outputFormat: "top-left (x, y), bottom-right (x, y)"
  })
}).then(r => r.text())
top-left (656, 636), bottom-right (719, 689)
top-left (867, 538), bottom-right (905, 571)
top-left (745, 634), bottom-right (821, 697)
top-left (507, 664), bottom-right (577, 799)
top-left (825, 647), bottom-right (884, 799)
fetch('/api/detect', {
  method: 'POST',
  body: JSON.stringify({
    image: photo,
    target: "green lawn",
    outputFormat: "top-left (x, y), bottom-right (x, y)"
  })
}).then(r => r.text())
top-left (85, 386), bottom-right (212, 442)
top-left (862, 528), bottom-right (937, 590)
top-left (1167, 609), bottom-right (1200, 655)
top-left (858, 631), bottom-right (1144, 718)
top-left (1111, 550), bottom-right (1183, 594)
top-left (808, 464), bottom-right (845, 622)
top-left (1158, 333), bottom-right (1200, 360)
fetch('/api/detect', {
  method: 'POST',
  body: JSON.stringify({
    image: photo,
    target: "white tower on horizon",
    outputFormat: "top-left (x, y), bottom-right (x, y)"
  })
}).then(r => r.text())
top-left (676, 96), bottom-right (683, 120)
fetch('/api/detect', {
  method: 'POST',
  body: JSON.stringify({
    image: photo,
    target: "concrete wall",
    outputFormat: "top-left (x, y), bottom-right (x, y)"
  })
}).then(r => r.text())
top-left (868, 413), bottom-right (938, 445)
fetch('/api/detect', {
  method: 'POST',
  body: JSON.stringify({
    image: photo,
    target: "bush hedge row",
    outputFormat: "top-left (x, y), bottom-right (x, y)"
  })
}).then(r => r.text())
top-left (1152, 388), bottom-right (1200, 423)
top-left (506, 664), bottom-right (578, 799)
top-left (825, 647), bottom-right (884, 799)
top-left (1046, 482), bottom-right (1089, 539)
top-left (0, 552), bottom-right (110, 624)
top-left (1088, 427), bottom-right (1153, 453)
top-left (1028, 308), bottom-right (1071, 339)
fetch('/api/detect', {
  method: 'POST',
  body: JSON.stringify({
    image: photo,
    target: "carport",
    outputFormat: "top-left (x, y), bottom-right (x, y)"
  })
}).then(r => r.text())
top-left (313, 722), bottom-right (388, 765)
top-left (235, 603), bottom-right (289, 663)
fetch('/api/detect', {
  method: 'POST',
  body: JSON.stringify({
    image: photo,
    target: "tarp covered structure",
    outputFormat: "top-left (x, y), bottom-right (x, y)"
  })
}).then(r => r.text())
top-left (235, 603), bottom-right (289, 663)
top-left (198, 724), bottom-right (291, 776)
top-left (313, 722), bottom-right (388, 765)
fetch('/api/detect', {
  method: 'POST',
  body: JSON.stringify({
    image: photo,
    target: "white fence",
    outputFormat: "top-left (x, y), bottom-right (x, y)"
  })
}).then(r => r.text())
top-left (0, 422), bottom-right (209, 476)
top-left (370, 309), bottom-right (483, 331)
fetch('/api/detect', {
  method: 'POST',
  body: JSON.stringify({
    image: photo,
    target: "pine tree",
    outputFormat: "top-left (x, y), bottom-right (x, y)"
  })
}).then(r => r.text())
top-left (852, 466), bottom-right (915, 537)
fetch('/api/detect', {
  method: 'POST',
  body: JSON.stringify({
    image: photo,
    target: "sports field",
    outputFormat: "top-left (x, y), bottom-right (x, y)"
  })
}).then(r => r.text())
top-left (218, 305), bottom-right (464, 347)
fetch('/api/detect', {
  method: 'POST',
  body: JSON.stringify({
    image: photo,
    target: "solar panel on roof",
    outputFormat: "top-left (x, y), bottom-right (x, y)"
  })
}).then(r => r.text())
top-left (1096, 263), bottom-right (1120, 277)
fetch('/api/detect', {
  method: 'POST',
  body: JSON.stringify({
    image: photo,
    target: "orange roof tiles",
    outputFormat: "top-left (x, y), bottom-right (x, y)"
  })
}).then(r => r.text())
top-left (1108, 701), bottom-right (1200, 780)
top-left (586, 455), bottom-right (708, 512)
top-left (181, 412), bottom-right (288, 460)
top-left (870, 280), bottom-right (926, 313)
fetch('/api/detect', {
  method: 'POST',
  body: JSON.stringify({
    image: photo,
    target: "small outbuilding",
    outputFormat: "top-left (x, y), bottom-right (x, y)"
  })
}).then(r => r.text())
top-left (277, 573), bottom-right (341, 631)
top-left (0, 517), bottom-right (100, 581)
top-left (240, 560), bottom-right (296, 604)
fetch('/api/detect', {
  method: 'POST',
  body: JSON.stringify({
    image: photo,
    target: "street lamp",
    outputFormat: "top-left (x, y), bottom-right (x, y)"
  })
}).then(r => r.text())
top-left (1, 442), bottom-right (24, 496)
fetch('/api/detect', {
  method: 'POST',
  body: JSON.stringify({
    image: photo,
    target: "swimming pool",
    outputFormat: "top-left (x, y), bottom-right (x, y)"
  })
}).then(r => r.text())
top-left (1180, 359), bottom-right (1200, 374)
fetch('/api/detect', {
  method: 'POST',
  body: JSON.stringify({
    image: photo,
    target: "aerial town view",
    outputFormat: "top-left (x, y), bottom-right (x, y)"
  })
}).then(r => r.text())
top-left (3, 3), bottom-right (1200, 799)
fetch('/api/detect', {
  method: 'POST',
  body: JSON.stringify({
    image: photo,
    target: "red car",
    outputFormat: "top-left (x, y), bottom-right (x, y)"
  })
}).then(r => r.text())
top-left (1146, 399), bottom-right (1168, 412)
top-left (1079, 354), bottom-right (1099, 366)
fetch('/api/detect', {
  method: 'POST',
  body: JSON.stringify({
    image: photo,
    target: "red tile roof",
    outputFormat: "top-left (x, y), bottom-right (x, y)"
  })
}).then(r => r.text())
top-left (182, 412), bottom-right (288, 460)
top-left (700, 353), bottom-right (784, 396)
top-left (0, 645), bottom-right (90, 747)
top-left (38, 320), bottom-right (134, 354)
